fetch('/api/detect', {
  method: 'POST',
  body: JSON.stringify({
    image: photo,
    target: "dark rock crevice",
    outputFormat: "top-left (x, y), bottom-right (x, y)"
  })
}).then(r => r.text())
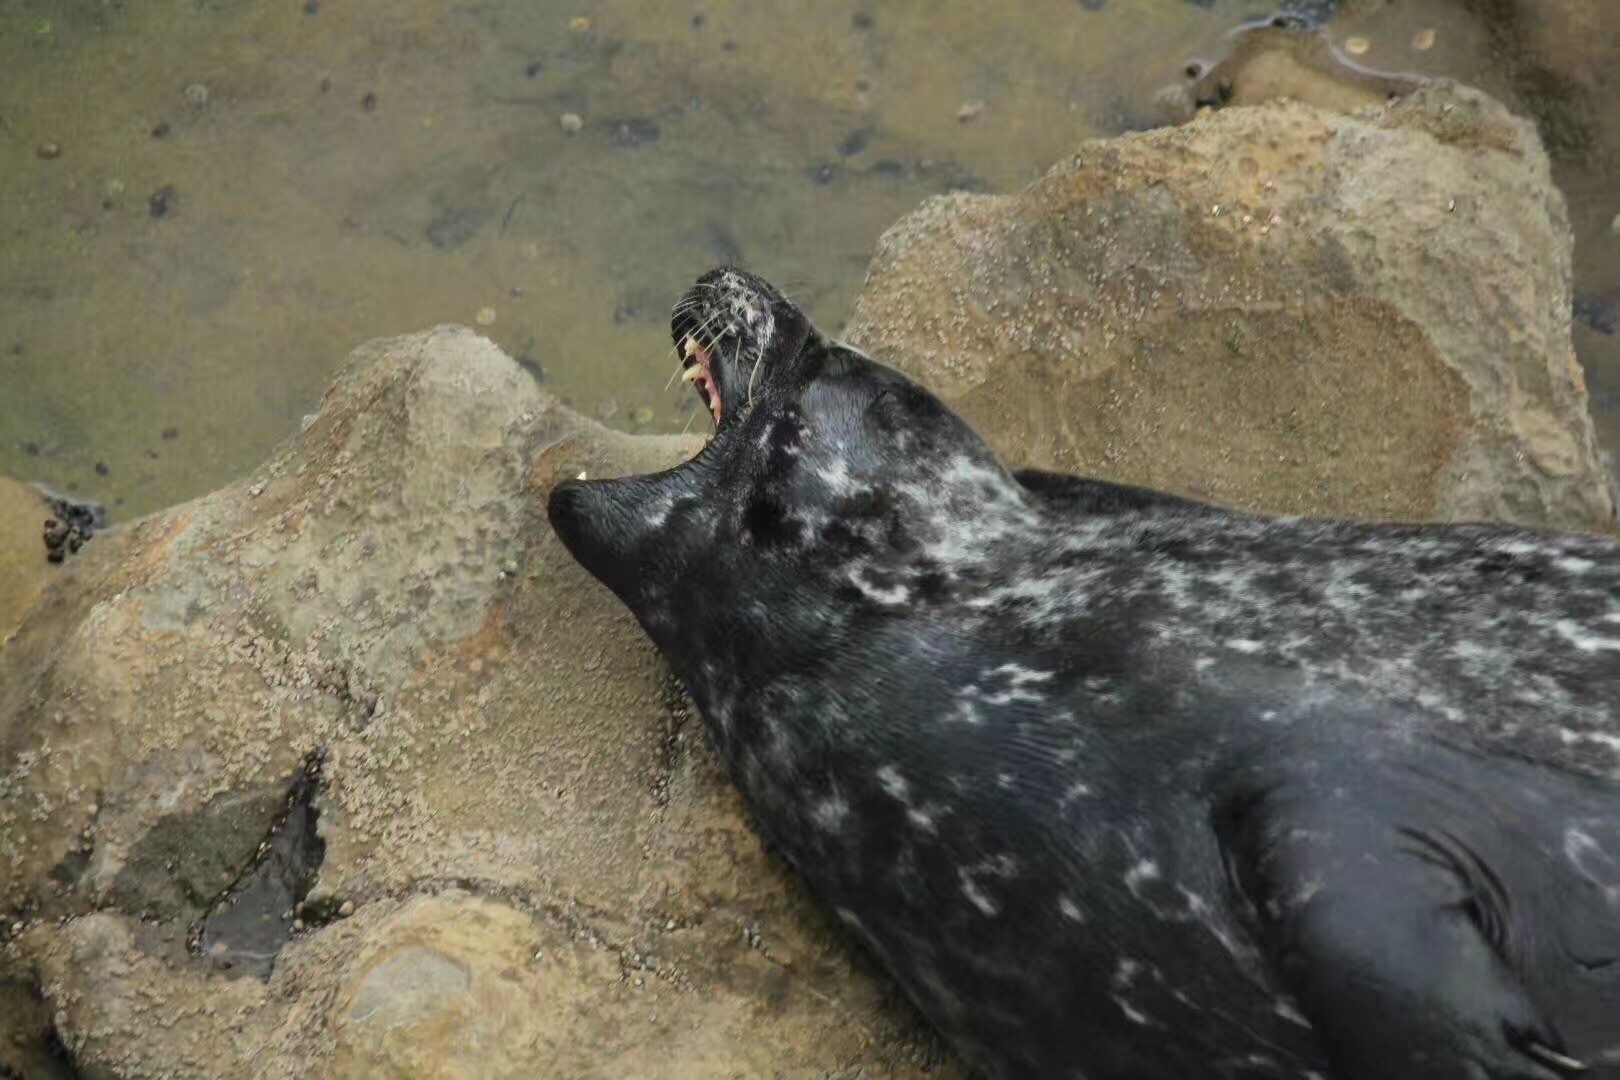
top-left (190, 751), bottom-right (327, 979)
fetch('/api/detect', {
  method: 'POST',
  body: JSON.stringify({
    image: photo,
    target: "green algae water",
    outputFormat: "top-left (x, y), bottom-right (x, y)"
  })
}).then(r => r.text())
top-left (1, 0), bottom-right (1617, 519)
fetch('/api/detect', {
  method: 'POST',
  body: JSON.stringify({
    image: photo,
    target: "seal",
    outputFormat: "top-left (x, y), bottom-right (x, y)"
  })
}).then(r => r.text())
top-left (548, 268), bottom-right (1620, 1079)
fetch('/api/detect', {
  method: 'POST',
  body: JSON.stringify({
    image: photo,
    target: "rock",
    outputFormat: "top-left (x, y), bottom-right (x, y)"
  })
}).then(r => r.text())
top-left (0, 479), bottom-right (54, 644)
top-left (0, 328), bottom-right (956, 1079)
top-left (846, 82), bottom-right (1613, 529)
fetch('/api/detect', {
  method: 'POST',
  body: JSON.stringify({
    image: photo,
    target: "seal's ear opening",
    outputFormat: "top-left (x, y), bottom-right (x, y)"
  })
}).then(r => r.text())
top-left (547, 477), bottom-right (650, 595)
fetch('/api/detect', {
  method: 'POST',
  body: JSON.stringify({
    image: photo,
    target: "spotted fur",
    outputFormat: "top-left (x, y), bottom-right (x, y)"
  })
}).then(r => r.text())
top-left (549, 269), bottom-right (1620, 1080)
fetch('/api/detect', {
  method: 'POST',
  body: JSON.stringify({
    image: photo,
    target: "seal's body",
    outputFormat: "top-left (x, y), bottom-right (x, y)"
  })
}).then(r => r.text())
top-left (548, 269), bottom-right (1620, 1080)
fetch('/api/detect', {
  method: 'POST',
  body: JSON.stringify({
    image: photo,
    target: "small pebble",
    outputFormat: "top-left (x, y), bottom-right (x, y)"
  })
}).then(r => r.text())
top-left (216, 901), bottom-right (230, 915)
top-left (292, 918), bottom-right (305, 931)
top-left (151, 120), bottom-right (172, 139)
top-left (956, 100), bottom-right (985, 123)
top-left (36, 142), bottom-right (62, 161)
top-left (338, 900), bottom-right (355, 917)
top-left (249, 481), bottom-right (266, 497)
top-left (183, 83), bottom-right (210, 109)
top-left (149, 184), bottom-right (178, 218)
top-left (1411, 28), bottom-right (1436, 51)
top-left (1344, 36), bottom-right (1370, 56)
top-left (525, 59), bottom-right (543, 77)
top-left (94, 461), bottom-right (109, 477)
top-left (304, 0), bottom-right (319, 13)
top-left (475, 306), bottom-right (497, 326)
top-left (559, 112), bottom-right (584, 134)
top-left (162, 426), bottom-right (179, 440)
top-left (569, 15), bottom-right (591, 32)
top-left (576, 471), bottom-right (588, 481)
top-left (360, 91), bottom-right (378, 112)
top-left (1610, 212), bottom-right (1620, 236)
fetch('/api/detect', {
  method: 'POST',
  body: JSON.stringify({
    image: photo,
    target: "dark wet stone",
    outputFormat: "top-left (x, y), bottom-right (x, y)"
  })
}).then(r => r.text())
top-left (838, 126), bottom-right (873, 157)
top-left (424, 204), bottom-right (491, 251)
top-left (691, 13), bottom-right (706, 28)
top-left (868, 159), bottom-right (905, 179)
top-left (161, 426), bottom-right (179, 440)
top-left (148, 184), bottom-right (177, 218)
top-left (21, 442), bottom-right (40, 456)
top-left (524, 58), bottom-right (542, 77)
top-left (1079, 0), bottom-right (1107, 9)
top-left (39, 490), bottom-right (105, 563)
top-left (360, 91), bottom-right (378, 112)
top-left (809, 162), bottom-right (841, 185)
top-left (144, 449), bottom-right (159, 460)
top-left (47, 846), bottom-right (90, 889)
top-left (319, 76), bottom-right (332, 93)
top-left (195, 755), bottom-right (327, 980)
top-left (1181, 0), bottom-right (1215, 7)
top-left (1575, 290), bottom-right (1618, 336)
top-left (852, 12), bottom-right (873, 29)
top-left (720, 39), bottom-right (736, 51)
top-left (151, 119), bottom-right (171, 138)
top-left (608, 118), bottom-right (659, 148)
top-left (516, 352), bottom-right (546, 383)
top-left (303, 0), bottom-right (318, 12)
top-left (93, 462), bottom-right (108, 477)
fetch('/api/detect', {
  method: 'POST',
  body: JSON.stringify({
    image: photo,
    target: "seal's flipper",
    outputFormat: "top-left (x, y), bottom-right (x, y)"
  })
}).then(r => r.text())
top-left (1010, 468), bottom-right (1223, 518)
top-left (1218, 783), bottom-right (1586, 1080)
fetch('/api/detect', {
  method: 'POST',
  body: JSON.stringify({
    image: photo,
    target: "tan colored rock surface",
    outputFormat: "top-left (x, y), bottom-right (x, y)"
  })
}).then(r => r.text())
top-left (0, 478), bottom-right (54, 645)
top-left (846, 82), bottom-right (1614, 529)
top-left (0, 328), bottom-right (956, 1079)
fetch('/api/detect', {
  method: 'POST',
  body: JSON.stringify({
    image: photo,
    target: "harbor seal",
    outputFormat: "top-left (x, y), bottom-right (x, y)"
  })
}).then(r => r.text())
top-left (547, 268), bottom-right (1620, 1079)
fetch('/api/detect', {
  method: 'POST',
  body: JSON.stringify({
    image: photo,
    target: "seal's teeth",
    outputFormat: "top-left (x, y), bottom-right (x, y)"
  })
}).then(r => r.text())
top-left (682, 336), bottom-right (699, 358)
top-left (681, 366), bottom-right (704, 383)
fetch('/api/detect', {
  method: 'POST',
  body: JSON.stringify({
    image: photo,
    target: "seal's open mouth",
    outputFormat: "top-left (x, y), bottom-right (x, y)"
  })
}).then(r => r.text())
top-left (678, 335), bottom-right (723, 426)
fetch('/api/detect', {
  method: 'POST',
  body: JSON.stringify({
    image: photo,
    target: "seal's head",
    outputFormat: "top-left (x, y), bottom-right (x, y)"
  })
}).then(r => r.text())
top-left (547, 267), bottom-right (1018, 651)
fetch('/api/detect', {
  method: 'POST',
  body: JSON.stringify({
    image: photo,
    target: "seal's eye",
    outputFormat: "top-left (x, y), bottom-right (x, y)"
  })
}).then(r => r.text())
top-left (679, 336), bottom-right (723, 426)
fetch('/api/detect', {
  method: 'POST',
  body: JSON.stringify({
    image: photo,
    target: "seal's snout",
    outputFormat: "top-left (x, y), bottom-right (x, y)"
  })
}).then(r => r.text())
top-left (671, 268), bottom-right (810, 431)
top-left (547, 477), bottom-right (636, 591)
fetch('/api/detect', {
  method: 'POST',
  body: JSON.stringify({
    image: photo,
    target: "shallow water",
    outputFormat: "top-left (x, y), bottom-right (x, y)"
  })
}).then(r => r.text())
top-left (1, 0), bottom-right (1617, 519)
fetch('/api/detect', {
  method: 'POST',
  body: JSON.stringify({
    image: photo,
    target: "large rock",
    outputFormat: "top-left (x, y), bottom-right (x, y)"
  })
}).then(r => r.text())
top-left (0, 328), bottom-right (956, 1079)
top-left (846, 82), bottom-right (1614, 528)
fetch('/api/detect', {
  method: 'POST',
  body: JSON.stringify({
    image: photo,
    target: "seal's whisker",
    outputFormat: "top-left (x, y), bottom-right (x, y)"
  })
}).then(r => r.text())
top-left (665, 309), bottom-right (726, 393)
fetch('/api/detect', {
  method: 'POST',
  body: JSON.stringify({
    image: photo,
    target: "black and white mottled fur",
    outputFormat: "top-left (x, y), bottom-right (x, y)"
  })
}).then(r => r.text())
top-left (548, 269), bottom-right (1620, 1080)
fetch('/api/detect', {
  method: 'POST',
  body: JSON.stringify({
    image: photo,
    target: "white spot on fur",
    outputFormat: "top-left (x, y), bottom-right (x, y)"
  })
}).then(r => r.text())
top-left (876, 765), bottom-right (910, 803)
top-left (1124, 859), bottom-right (1161, 895)
top-left (812, 793), bottom-right (849, 831)
top-left (1555, 620), bottom-right (1620, 653)
top-left (1058, 896), bottom-right (1085, 923)
top-left (959, 871), bottom-right (999, 917)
